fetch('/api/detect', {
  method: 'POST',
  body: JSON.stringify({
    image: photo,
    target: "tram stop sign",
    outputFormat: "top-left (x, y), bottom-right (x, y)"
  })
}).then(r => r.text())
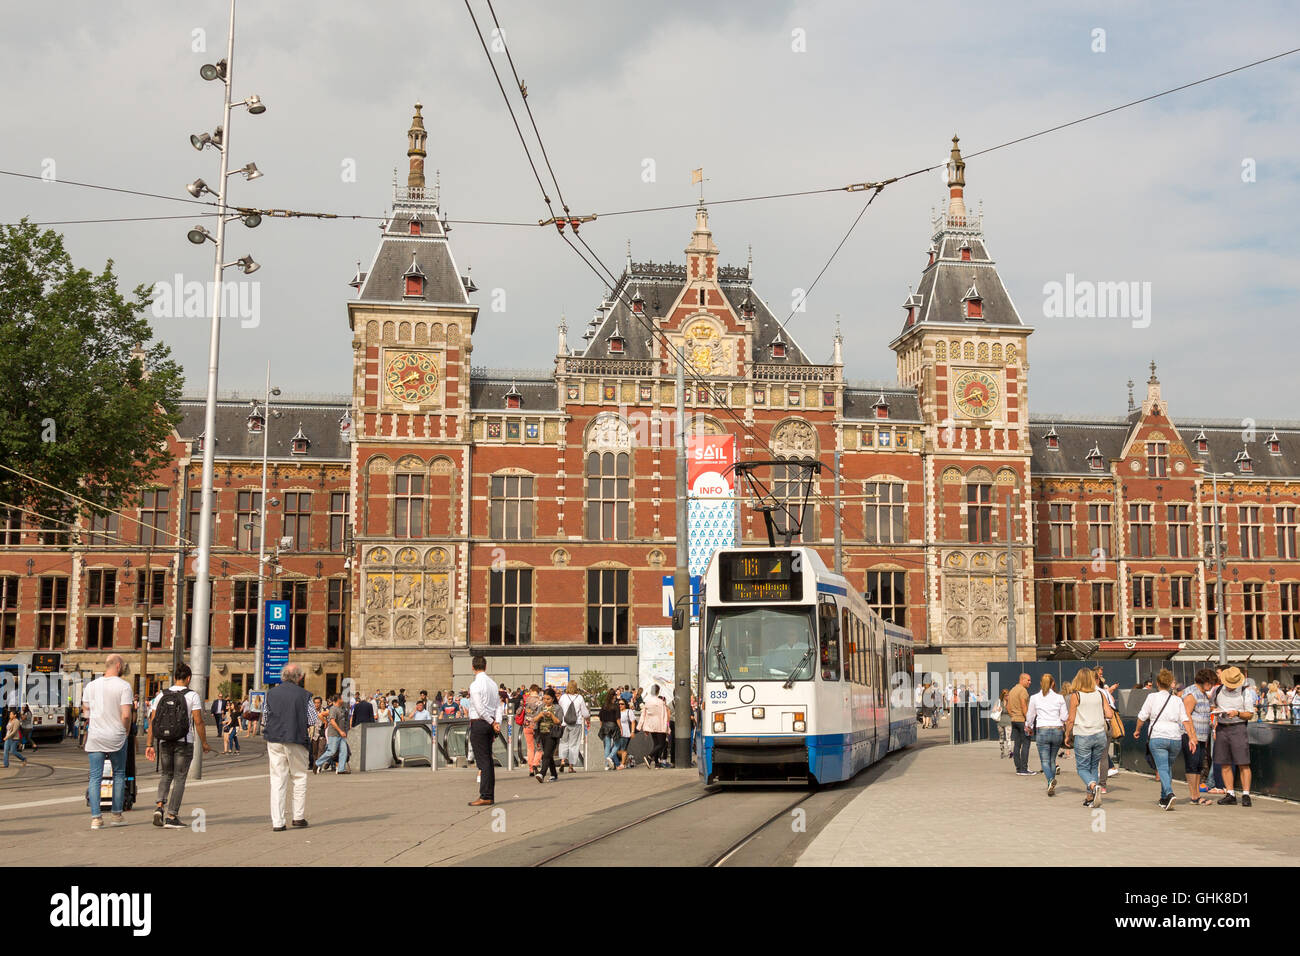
top-left (263, 600), bottom-right (291, 685)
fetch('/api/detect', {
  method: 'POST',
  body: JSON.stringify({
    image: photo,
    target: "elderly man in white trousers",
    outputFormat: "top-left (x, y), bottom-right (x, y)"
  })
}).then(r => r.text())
top-left (262, 663), bottom-right (319, 832)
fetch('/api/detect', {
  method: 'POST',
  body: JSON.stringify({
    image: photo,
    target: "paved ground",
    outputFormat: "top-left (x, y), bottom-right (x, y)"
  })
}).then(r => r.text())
top-left (797, 732), bottom-right (1300, 866)
top-left (0, 734), bottom-right (693, 866)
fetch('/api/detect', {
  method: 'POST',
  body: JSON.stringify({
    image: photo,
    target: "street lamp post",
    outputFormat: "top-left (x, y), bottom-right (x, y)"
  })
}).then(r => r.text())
top-left (253, 364), bottom-right (280, 694)
top-left (185, 0), bottom-right (265, 781)
top-left (1197, 466), bottom-right (1232, 666)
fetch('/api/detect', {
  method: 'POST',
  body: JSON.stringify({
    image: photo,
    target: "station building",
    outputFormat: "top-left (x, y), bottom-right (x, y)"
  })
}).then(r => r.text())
top-left (2, 107), bottom-right (1298, 697)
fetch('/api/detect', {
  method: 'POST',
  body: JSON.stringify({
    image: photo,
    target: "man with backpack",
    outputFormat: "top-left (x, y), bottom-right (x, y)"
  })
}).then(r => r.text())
top-left (145, 663), bottom-right (209, 829)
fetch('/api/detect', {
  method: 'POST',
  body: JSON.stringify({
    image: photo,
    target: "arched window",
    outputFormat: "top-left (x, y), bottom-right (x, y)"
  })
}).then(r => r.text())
top-left (586, 451), bottom-right (630, 540)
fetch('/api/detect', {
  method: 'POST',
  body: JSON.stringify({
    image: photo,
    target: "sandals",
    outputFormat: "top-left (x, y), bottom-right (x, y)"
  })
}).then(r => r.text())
top-left (1191, 797), bottom-right (1213, 805)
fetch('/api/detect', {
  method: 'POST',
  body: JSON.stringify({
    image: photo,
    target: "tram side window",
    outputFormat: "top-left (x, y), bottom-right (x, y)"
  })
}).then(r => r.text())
top-left (841, 608), bottom-right (854, 682)
top-left (818, 599), bottom-right (840, 681)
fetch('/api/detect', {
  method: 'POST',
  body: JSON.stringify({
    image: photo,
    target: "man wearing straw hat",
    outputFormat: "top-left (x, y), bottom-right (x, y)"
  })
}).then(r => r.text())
top-left (1210, 666), bottom-right (1255, 807)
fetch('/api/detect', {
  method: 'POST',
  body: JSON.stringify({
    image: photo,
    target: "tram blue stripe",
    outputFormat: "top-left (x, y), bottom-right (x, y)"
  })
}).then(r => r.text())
top-left (815, 582), bottom-right (847, 596)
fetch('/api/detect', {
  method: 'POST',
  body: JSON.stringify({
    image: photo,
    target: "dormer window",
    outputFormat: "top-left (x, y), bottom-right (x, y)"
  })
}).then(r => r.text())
top-left (873, 393), bottom-right (889, 420)
top-left (408, 217), bottom-right (422, 236)
top-left (927, 244), bottom-right (936, 267)
top-left (1045, 425), bottom-right (1059, 450)
top-left (402, 255), bottom-right (426, 298)
top-left (740, 295), bottom-right (756, 320)
top-left (1267, 431), bottom-right (1281, 455)
top-left (290, 425), bottom-right (310, 456)
top-left (631, 287), bottom-right (644, 314)
top-left (1235, 448), bottom-right (1253, 473)
top-left (505, 383), bottom-right (523, 409)
top-left (338, 409), bottom-right (353, 443)
top-left (1086, 443), bottom-right (1104, 471)
top-left (1194, 429), bottom-right (1208, 455)
top-left (770, 331), bottom-right (787, 360)
top-left (960, 244), bottom-right (972, 262)
top-left (608, 319), bottom-right (625, 354)
top-left (246, 405), bottom-right (265, 434)
top-left (194, 432), bottom-right (212, 454)
top-left (963, 280), bottom-right (983, 320)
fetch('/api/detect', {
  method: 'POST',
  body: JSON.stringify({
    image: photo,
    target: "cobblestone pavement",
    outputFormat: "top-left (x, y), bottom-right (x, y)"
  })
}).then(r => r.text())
top-left (797, 733), bottom-right (1300, 866)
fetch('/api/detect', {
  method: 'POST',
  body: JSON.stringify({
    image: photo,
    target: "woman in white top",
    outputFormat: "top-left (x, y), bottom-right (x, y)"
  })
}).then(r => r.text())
top-left (1025, 674), bottom-right (1069, 797)
top-left (1064, 667), bottom-right (1117, 808)
top-left (375, 698), bottom-right (392, 723)
top-left (1134, 668), bottom-right (1197, 810)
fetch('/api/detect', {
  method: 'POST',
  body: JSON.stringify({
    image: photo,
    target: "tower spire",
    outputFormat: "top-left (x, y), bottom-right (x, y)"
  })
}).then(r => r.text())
top-left (407, 102), bottom-right (428, 196)
top-left (946, 134), bottom-right (967, 224)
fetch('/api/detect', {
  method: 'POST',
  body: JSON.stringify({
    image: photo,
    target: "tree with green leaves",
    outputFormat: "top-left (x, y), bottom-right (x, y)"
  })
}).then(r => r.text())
top-left (0, 219), bottom-right (183, 535)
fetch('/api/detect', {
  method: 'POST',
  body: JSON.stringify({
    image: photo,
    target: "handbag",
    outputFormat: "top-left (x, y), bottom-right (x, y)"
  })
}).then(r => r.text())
top-left (1143, 690), bottom-right (1176, 769)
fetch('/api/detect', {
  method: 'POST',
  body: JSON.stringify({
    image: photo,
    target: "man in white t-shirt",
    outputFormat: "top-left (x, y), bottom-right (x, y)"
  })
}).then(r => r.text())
top-left (408, 700), bottom-right (432, 722)
top-left (145, 663), bottom-right (209, 829)
top-left (81, 654), bottom-right (135, 829)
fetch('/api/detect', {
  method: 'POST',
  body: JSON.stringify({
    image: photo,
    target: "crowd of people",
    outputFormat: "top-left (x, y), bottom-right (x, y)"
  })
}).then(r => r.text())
top-left (1000, 664), bottom-right (1279, 811)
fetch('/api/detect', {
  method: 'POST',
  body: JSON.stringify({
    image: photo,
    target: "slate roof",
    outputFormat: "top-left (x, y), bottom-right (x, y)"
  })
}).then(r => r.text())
top-left (469, 376), bottom-right (559, 411)
top-left (176, 398), bottom-right (352, 461)
top-left (898, 223), bottom-right (1024, 336)
top-left (578, 262), bottom-right (813, 368)
top-left (356, 201), bottom-right (470, 305)
top-left (1028, 417), bottom-right (1300, 479)
top-left (843, 386), bottom-right (922, 422)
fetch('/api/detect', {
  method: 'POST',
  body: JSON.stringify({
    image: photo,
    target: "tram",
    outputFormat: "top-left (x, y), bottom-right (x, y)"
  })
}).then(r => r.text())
top-left (697, 546), bottom-right (916, 785)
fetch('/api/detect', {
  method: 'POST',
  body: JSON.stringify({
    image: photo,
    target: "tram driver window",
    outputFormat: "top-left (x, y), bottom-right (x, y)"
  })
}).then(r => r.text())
top-left (819, 599), bottom-right (841, 681)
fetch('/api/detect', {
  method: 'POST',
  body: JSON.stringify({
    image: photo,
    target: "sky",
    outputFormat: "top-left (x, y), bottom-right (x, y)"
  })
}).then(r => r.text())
top-left (2, 1), bottom-right (1298, 422)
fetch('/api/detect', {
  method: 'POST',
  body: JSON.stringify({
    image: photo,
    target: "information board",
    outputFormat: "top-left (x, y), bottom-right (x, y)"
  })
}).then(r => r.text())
top-left (263, 600), bottom-right (291, 685)
top-left (542, 666), bottom-right (570, 691)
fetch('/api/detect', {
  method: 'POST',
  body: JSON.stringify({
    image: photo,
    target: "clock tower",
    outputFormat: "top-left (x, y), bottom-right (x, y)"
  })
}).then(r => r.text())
top-left (346, 103), bottom-right (480, 694)
top-left (890, 136), bottom-right (1035, 674)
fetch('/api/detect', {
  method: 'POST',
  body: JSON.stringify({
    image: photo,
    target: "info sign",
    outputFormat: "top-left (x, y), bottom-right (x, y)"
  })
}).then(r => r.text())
top-left (262, 600), bottom-right (291, 685)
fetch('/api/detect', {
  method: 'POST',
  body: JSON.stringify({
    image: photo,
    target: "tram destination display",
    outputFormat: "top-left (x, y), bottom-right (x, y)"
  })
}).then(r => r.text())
top-left (718, 551), bottom-right (802, 602)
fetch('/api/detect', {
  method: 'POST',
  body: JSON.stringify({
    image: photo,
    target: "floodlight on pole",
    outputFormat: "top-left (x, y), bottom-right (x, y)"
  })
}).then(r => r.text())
top-left (241, 94), bottom-right (266, 114)
top-left (186, 178), bottom-right (216, 198)
top-left (187, 225), bottom-right (213, 245)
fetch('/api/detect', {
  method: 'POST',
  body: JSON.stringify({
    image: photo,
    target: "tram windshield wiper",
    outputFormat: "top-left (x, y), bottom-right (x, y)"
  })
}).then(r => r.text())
top-left (782, 647), bottom-right (815, 689)
top-left (714, 644), bottom-right (735, 689)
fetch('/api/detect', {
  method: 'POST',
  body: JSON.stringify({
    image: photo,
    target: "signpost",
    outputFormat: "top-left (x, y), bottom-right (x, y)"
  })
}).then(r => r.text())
top-left (262, 599), bottom-right (290, 685)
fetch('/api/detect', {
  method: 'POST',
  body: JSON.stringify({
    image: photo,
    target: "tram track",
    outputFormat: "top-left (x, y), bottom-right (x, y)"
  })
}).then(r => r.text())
top-left (531, 785), bottom-right (817, 867)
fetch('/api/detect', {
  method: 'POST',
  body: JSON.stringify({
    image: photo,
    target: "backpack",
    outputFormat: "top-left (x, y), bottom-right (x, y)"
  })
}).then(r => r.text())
top-left (563, 697), bottom-right (578, 726)
top-left (153, 689), bottom-right (191, 742)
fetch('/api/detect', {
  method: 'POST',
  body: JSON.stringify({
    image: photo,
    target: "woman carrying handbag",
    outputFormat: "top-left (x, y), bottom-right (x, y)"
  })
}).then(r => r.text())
top-left (1134, 668), bottom-right (1197, 810)
top-left (1063, 667), bottom-right (1119, 808)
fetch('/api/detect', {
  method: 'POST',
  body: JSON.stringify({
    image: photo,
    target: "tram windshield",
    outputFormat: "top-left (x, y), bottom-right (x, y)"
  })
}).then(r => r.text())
top-left (705, 606), bottom-right (815, 682)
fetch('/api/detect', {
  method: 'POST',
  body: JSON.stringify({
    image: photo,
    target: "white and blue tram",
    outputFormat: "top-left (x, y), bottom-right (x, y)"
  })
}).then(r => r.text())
top-left (697, 546), bottom-right (916, 785)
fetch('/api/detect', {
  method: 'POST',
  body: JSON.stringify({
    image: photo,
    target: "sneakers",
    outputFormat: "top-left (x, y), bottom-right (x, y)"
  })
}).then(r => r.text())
top-left (163, 815), bottom-right (185, 829)
top-left (605, 757), bottom-right (615, 770)
top-left (1047, 778), bottom-right (1057, 797)
top-left (1241, 794), bottom-right (1253, 807)
top-left (109, 813), bottom-right (126, 827)
top-left (1089, 782), bottom-right (1102, 807)
top-left (1015, 769), bottom-right (1037, 776)
top-left (153, 805), bottom-right (164, 828)
top-left (1108, 767), bottom-right (1120, 777)
top-left (1218, 793), bottom-right (1238, 806)
top-left (90, 817), bottom-right (103, 830)
top-left (1160, 795), bottom-right (1176, 811)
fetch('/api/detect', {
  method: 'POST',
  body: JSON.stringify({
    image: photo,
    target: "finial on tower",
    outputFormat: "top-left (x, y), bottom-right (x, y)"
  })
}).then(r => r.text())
top-left (1127, 379), bottom-right (1136, 412)
top-left (946, 135), bottom-right (967, 223)
top-left (1148, 359), bottom-right (1159, 384)
top-left (407, 102), bottom-right (428, 193)
top-left (747, 243), bottom-right (753, 279)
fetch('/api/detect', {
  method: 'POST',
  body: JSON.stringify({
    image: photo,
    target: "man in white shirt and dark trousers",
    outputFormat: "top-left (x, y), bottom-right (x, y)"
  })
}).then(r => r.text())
top-left (145, 663), bottom-right (210, 828)
top-left (466, 655), bottom-right (503, 807)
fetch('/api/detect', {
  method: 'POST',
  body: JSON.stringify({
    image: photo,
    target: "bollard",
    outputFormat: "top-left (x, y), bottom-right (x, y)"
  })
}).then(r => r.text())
top-left (506, 706), bottom-right (514, 773)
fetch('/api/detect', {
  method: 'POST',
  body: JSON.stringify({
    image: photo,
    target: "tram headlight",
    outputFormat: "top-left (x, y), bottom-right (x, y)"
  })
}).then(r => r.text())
top-left (713, 718), bottom-right (726, 733)
top-left (752, 707), bottom-right (765, 719)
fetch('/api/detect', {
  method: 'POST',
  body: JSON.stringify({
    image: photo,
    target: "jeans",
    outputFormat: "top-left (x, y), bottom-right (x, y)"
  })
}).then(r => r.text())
top-left (88, 744), bottom-right (128, 817)
top-left (1149, 736), bottom-right (1181, 800)
top-left (314, 735), bottom-right (349, 772)
top-left (602, 733), bottom-right (618, 764)
top-left (1034, 728), bottom-right (1064, 783)
top-left (227, 727), bottom-right (240, 752)
top-left (1073, 732), bottom-right (1106, 791)
top-left (3, 739), bottom-right (26, 766)
top-left (156, 740), bottom-right (194, 817)
top-left (1010, 721), bottom-right (1030, 771)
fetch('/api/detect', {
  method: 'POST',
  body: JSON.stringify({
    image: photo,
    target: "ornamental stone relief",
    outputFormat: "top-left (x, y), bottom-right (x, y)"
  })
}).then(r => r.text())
top-left (359, 546), bottom-right (457, 648)
top-left (772, 419), bottom-right (816, 455)
top-left (588, 414), bottom-right (633, 452)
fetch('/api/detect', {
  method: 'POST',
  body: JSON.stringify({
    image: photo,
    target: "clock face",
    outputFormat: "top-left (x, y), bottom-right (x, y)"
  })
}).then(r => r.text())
top-left (384, 351), bottom-right (439, 404)
top-left (953, 369), bottom-right (1000, 419)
